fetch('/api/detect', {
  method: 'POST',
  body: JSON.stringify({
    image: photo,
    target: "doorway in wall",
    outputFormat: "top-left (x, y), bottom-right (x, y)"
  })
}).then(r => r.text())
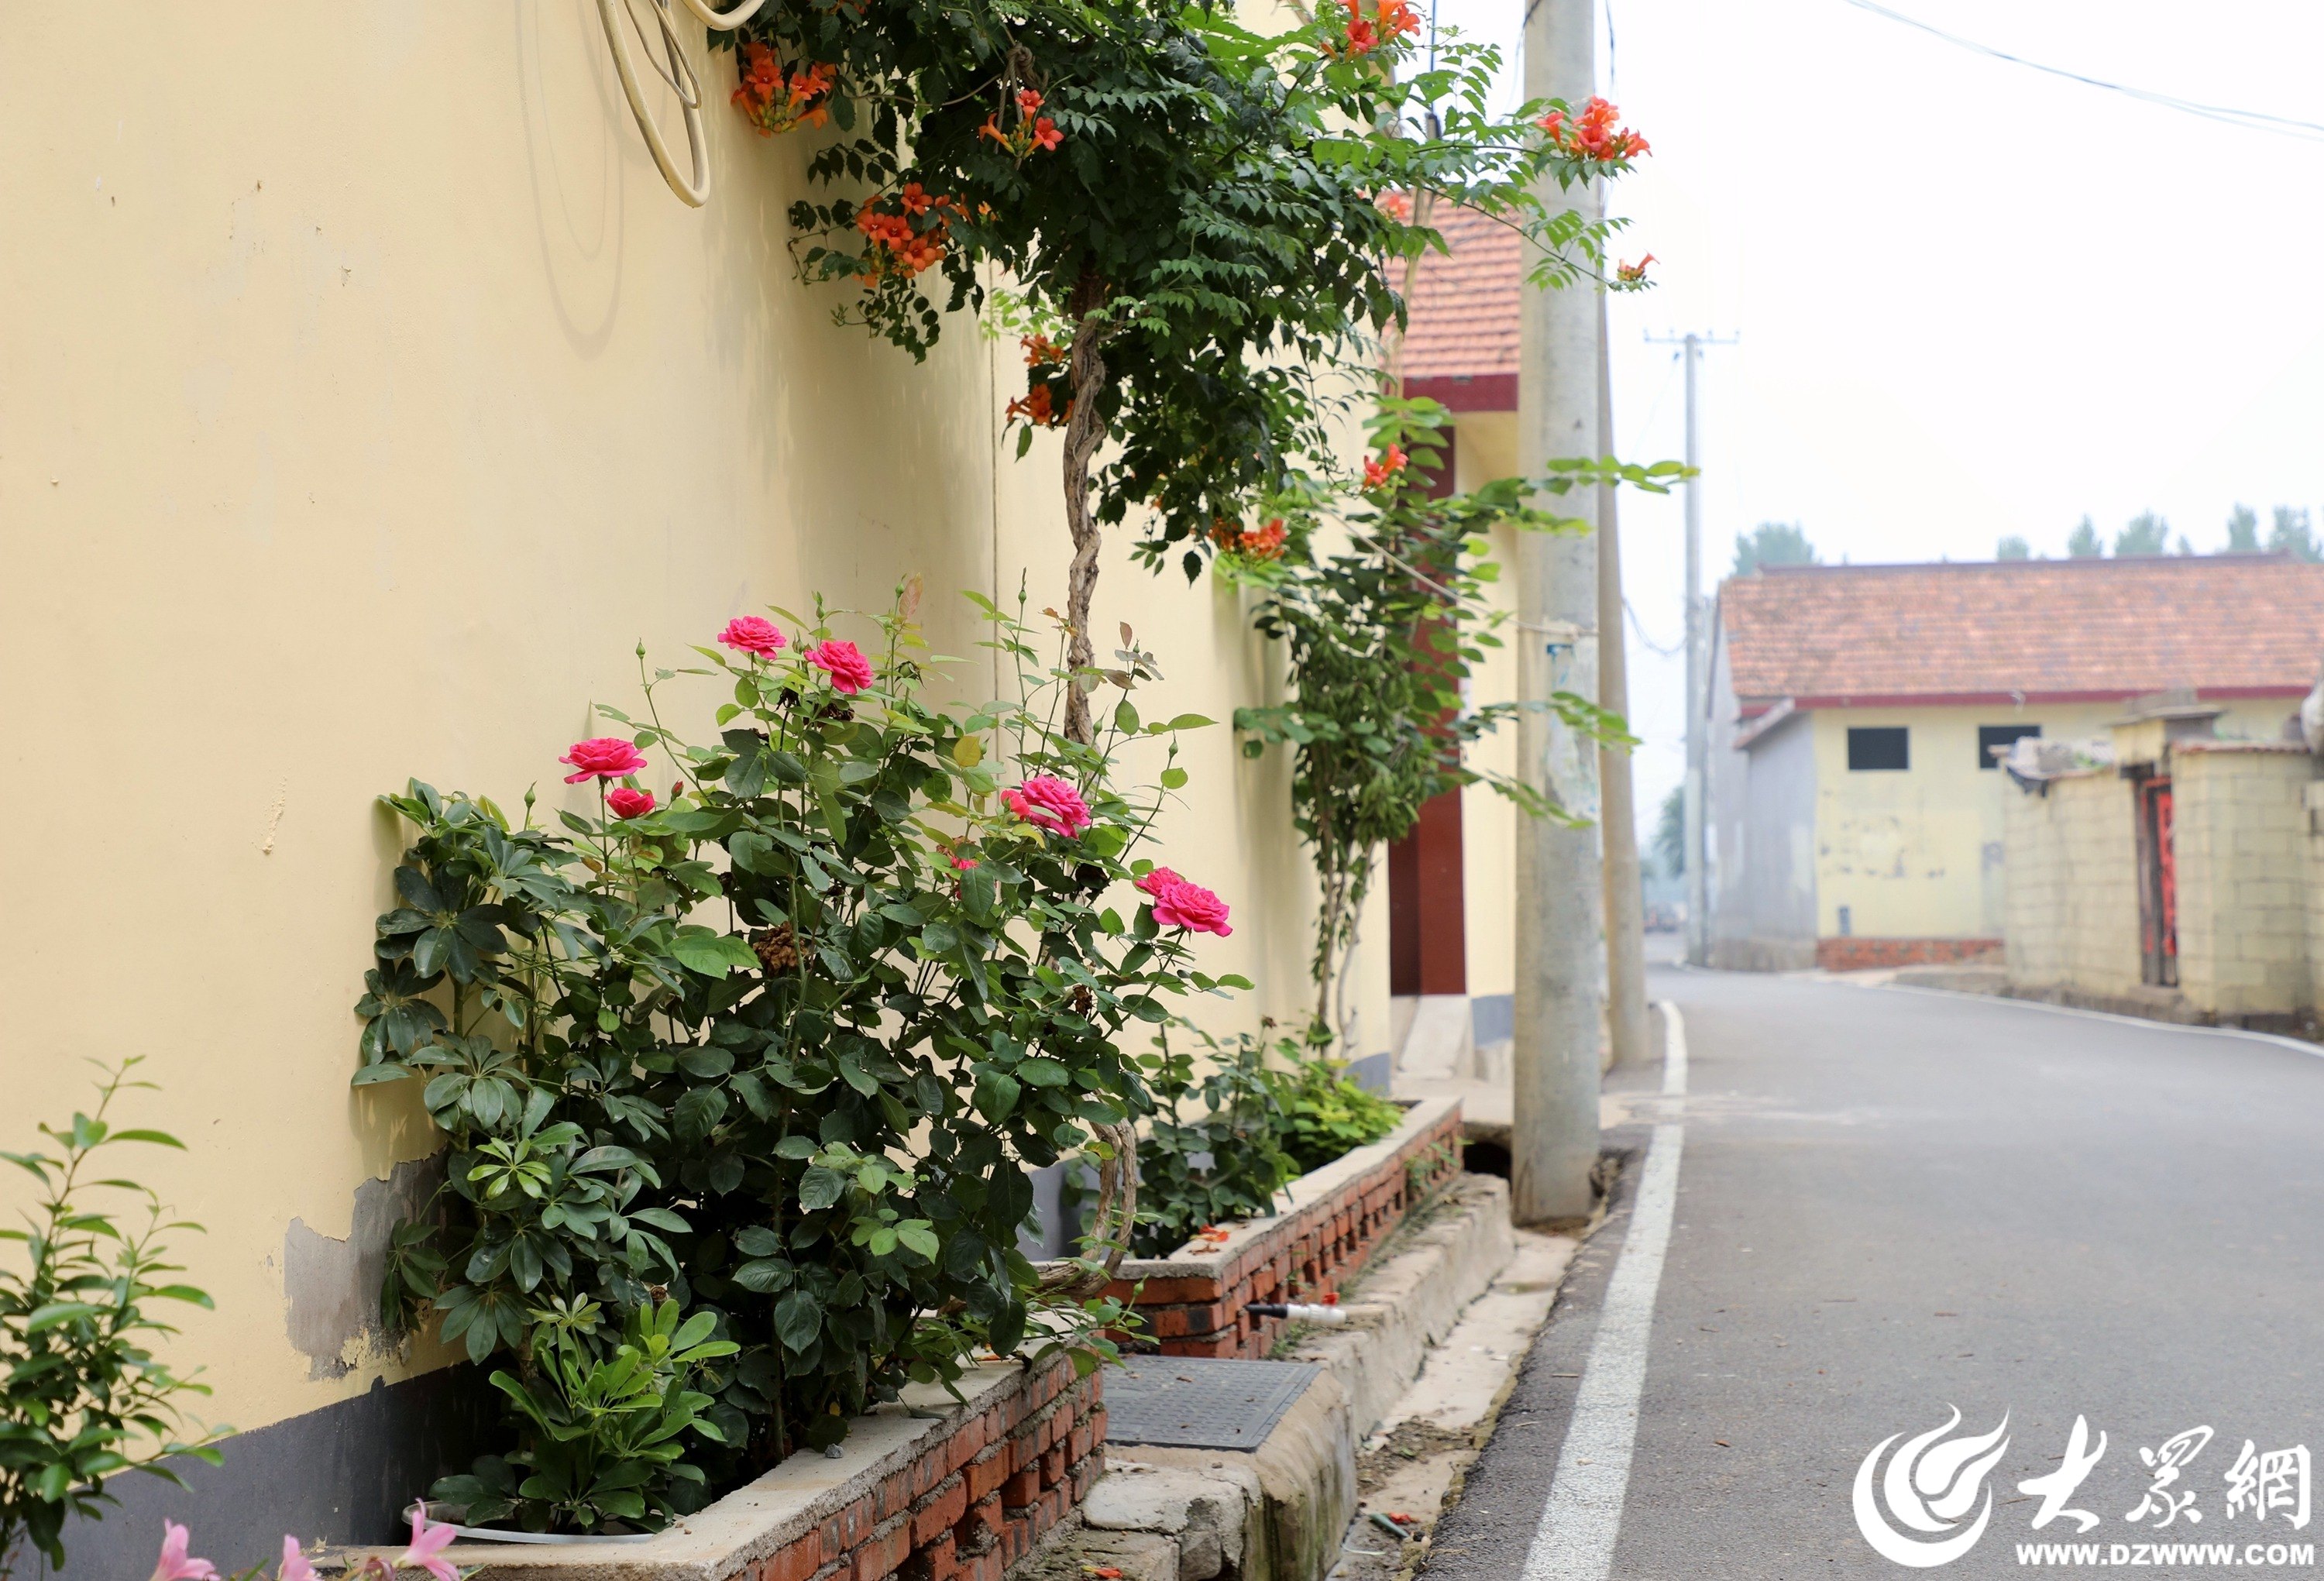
top-left (1388, 790), bottom-right (1467, 995)
top-left (1387, 428), bottom-right (1466, 998)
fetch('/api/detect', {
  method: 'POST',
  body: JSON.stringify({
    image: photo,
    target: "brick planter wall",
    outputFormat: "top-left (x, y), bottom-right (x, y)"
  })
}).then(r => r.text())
top-left (1106, 1094), bottom-right (1463, 1359)
top-left (318, 1357), bottom-right (1099, 1581)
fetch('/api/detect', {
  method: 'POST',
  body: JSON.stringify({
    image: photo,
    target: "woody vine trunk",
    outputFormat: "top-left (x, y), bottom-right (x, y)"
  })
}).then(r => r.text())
top-left (1059, 266), bottom-right (1113, 747)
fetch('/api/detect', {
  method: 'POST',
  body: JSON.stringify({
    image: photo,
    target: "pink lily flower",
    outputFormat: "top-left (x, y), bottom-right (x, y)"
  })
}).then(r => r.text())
top-left (280, 1535), bottom-right (319, 1581)
top-left (150, 1521), bottom-right (219, 1581)
top-left (401, 1506), bottom-right (460, 1581)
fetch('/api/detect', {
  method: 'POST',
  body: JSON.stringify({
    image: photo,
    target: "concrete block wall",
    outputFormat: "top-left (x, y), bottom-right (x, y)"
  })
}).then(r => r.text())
top-left (2003, 772), bottom-right (2142, 1000)
top-left (2305, 783), bottom-right (2324, 1008)
top-left (2174, 744), bottom-right (2316, 1021)
top-left (2002, 778), bottom-right (2064, 988)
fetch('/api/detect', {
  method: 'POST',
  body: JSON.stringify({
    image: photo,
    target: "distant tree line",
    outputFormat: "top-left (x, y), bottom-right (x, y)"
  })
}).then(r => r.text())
top-left (1722, 507), bottom-right (2319, 579)
top-left (2003, 505), bottom-right (2319, 562)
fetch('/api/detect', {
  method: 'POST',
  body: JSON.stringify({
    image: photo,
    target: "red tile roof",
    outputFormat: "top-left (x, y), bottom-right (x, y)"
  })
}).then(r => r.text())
top-left (1399, 203), bottom-right (1520, 404)
top-left (1719, 555), bottom-right (2324, 711)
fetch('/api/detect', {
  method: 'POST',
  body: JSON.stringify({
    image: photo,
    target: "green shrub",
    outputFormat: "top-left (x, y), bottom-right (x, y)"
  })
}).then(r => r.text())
top-left (355, 591), bottom-right (1243, 1531)
top-left (445, 1299), bottom-right (738, 1534)
top-left (1126, 1031), bottom-right (1296, 1259)
top-left (1129, 1032), bottom-right (1407, 1257)
top-left (0, 1063), bottom-right (221, 1579)
top-left (1270, 1049), bottom-right (1404, 1177)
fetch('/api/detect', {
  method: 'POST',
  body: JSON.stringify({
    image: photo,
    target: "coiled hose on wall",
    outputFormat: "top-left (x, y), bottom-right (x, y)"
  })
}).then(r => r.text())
top-left (597, 0), bottom-right (770, 207)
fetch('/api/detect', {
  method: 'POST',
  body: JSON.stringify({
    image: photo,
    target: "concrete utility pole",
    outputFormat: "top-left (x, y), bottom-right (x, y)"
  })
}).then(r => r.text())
top-left (1645, 330), bottom-right (1734, 966)
top-left (1512, 0), bottom-right (1604, 1222)
top-left (1682, 335), bottom-right (1707, 966)
top-left (1596, 299), bottom-right (1649, 1071)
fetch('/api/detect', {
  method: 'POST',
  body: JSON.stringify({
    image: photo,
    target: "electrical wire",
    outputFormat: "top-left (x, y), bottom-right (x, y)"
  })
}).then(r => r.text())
top-left (1623, 598), bottom-right (1686, 658)
top-left (1841, 0), bottom-right (2324, 144)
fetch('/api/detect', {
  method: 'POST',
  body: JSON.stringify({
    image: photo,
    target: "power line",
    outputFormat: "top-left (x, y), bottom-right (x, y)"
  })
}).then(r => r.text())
top-left (1841, 0), bottom-right (2324, 144)
top-left (1623, 598), bottom-right (1685, 658)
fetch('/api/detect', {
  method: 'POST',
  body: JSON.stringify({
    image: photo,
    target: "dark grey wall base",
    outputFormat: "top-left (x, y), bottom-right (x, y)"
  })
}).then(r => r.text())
top-left (1470, 993), bottom-right (1514, 1047)
top-left (1344, 1051), bottom-right (1391, 1093)
top-left (30, 1366), bottom-right (493, 1578)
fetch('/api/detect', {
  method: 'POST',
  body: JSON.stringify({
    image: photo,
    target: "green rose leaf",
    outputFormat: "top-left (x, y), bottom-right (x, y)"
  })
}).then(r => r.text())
top-left (672, 927), bottom-right (758, 977)
top-left (799, 1167), bottom-right (846, 1212)
top-left (774, 1290), bottom-right (822, 1353)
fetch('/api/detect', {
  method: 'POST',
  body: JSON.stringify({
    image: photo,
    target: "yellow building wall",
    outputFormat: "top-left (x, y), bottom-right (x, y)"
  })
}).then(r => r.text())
top-left (0, 6), bottom-right (1368, 1444)
top-left (1810, 699), bottom-right (2291, 940)
top-left (1453, 411), bottom-right (1523, 1003)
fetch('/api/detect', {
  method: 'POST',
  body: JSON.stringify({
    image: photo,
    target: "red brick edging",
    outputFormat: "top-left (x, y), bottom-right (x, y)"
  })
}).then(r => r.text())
top-left (755, 1356), bottom-right (1101, 1581)
top-left (1815, 937), bottom-right (2000, 971)
top-left (1105, 1095), bottom-right (1464, 1359)
top-left (318, 1358), bottom-right (1100, 1581)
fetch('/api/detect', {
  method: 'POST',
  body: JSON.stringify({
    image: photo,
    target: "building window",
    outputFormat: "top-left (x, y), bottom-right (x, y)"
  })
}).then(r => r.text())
top-left (1977, 723), bottom-right (2041, 770)
top-left (1847, 726), bottom-right (1910, 772)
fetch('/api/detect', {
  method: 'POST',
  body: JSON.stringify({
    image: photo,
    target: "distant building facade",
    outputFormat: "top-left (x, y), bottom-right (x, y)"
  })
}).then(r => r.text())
top-left (1705, 555), bottom-right (2324, 970)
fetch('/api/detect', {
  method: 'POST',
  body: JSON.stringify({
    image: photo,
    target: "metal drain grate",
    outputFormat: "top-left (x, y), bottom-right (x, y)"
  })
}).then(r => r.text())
top-left (1102, 1359), bottom-right (1322, 1449)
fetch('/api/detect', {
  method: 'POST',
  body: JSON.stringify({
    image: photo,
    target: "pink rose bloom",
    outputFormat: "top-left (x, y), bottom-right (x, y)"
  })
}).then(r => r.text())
top-left (951, 852), bottom-right (979, 871)
top-left (561, 737), bottom-right (650, 784)
top-left (149, 1522), bottom-right (218, 1581)
top-left (1004, 775), bottom-right (1093, 838)
top-left (1151, 877), bottom-right (1232, 937)
top-left (280, 1536), bottom-right (318, 1581)
top-left (1133, 866), bottom-right (1181, 896)
top-left (718, 615), bottom-right (787, 658)
top-left (607, 786), bottom-right (657, 819)
top-left (806, 639), bottom-right (874, 695)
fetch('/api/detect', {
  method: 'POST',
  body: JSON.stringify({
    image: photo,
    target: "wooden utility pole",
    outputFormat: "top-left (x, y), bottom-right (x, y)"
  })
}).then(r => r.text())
top-left (1512, 0), bottom-right (1604, 1222)
top-left (1597, 297), bottom-right (1650, 1070)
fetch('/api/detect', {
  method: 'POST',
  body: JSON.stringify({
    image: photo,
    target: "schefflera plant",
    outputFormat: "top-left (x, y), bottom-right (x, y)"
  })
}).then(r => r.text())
top-left (352, 589), bottom-right (1241, 1533)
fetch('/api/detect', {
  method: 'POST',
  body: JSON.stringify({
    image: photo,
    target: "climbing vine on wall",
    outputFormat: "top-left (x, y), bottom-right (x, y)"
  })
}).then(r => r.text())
top-left (1229, 401), bottom-right (1680, 1041)
top-left (715, 2), bottom-right (1648, 739)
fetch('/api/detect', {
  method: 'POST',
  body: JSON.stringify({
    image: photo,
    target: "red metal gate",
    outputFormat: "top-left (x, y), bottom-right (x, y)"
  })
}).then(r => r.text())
top-left (2137, 778), bottom-right (2177, 987)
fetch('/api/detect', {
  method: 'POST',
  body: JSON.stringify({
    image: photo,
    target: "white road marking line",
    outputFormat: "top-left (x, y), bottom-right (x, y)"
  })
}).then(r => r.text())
top-left (1873, 979), bottom-right (2324, 1060)
top-left (1659, 999), bottom-right (1688, 1098)
top-left (1520, 1002), bottom-right (1688, 1581)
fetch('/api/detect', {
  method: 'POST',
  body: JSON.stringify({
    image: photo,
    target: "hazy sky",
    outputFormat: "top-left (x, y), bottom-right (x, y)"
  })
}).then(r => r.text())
top-left (1427, 0), bottom-right (2324, 841)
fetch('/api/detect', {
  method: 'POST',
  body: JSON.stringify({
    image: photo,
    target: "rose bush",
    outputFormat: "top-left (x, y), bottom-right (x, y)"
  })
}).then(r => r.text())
top-left (353, 589), bottom-right (1240, 1533)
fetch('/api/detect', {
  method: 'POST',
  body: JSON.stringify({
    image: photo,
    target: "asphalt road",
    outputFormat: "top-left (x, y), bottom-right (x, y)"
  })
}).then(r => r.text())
top-left (1429, 966), bottom-right (2324, 1579)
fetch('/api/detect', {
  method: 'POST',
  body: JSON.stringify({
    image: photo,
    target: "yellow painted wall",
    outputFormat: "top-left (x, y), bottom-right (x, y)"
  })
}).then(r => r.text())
top-left (1453, 412), bottom-right (1522, 1002)
top-left (1810, 700), bottom-right (2290, 940)
top-left (0, 5), bottom-right (1375, 1442)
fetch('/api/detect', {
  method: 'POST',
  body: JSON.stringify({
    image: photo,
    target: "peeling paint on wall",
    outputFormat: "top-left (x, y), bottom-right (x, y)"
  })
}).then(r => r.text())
top-left (284, 1156), bottom-right (440, 1380)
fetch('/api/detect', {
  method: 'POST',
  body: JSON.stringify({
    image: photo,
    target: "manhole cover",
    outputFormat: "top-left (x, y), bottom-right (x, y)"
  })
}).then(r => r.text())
top-left (1102, 1359), bottom-right (1322, 1449)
